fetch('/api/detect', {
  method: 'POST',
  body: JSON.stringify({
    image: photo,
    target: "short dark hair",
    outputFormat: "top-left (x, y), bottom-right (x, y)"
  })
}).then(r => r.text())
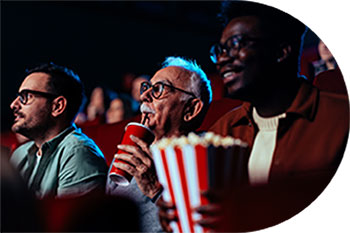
top-left (219, 0), bottom-right (307, 72)
top-left (219, 1), bottom-right (306, 43)
top-left (25, 62), bottom-right (85, 123)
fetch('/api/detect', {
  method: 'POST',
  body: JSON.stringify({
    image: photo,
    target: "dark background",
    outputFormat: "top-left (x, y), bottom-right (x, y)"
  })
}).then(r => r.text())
top-left (1, 1), bottom-right (318, 132)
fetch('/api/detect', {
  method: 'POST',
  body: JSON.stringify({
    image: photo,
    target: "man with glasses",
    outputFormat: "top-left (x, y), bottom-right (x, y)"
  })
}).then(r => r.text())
top-left (9, 63), bottom-right (108, 199)
top-left (159, 1), bottom-right (348, 232)
top-left (106, 56), bottom-right (212, 232)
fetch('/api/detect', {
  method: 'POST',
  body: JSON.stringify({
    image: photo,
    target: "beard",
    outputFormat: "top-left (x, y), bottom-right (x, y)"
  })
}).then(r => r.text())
top-left (11, 108), bottom-right (54, 141)
top-left (12, 119), bottom-right (53, 141)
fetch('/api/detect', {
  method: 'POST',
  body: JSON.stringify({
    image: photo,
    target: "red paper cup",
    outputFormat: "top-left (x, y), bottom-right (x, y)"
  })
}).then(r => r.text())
top-left (109, 122), bottom-right (155, 186)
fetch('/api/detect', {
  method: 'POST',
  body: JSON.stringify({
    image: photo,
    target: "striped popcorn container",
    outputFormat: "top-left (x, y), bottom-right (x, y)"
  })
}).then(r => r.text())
top-left (151, 132), bottom-right (249, 233)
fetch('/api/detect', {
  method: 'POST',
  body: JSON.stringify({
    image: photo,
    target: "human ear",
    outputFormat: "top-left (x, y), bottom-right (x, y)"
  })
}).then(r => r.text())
top-left (183, 98), bottom-right (204, 122)
top-left (51, 96), bottom-right (67, 117)
top-left (276, 42), bottom-right (292, 63)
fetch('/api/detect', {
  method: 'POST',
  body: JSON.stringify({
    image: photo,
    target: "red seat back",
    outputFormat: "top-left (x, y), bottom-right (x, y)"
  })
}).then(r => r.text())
top-left (81, 115), bottom-right (141, 166)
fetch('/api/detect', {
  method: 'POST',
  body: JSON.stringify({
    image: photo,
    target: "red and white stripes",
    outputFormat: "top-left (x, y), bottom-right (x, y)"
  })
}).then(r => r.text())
top-left (152, 144), bottom-right (210, 233)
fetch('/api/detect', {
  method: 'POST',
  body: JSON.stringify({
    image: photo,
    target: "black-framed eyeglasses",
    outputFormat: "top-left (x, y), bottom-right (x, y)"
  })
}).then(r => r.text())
top-left (140, 81), bottom-right (197, 99)
top-left (16, 89), bottom-right (59, 105)
top-left (210, 34), bottom-right (261, 64)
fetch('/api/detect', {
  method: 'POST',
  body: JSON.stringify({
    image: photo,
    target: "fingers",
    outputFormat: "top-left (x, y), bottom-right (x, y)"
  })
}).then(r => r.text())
top-left (157, 197), bottom-right (177, 233)
top-left (201, 189), bottom-right (225, 203)
top-left (157, 197), bottom-right (176, 209)
top-left (117, 140), bottom-right (152, 168)
top-left (193, 203), bottom-right (223, 231)
top-left (114, 154), bottom-right (148, 174)
top-left (156, 197), bottom-right (224, 232)
top-left (195, 215), bottom-right (222, 230)
top-left (194, 203), bottom-right (222, 216)
top-left (158, 207), bottom-right (177, 222)
top-left (159, 212), bottom-right (176, 233)
top-left (160, 218), bottom-right (173, 233)
top-left (113, 157), bottom-right (137, 176)
top-left (130, 135), bottom-right (151, 155)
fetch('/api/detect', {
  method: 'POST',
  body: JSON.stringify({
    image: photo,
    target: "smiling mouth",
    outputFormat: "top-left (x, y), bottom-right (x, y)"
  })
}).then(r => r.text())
top-left (221, 70), bottom-right (243, 85)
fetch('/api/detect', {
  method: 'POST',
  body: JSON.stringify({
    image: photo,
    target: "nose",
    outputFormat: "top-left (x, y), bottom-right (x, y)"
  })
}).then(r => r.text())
top-left (10, 96), bottom-right (21, 110)
top-left (216, 48), bottom-right (237, 66)
top-left (140, 87), bottom-right (153, 103)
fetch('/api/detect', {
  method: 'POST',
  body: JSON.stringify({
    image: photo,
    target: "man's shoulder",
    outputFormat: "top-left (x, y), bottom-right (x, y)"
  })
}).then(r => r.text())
top-left (62, 127), bottom-right (99, 149)
top-left (13, 140), bottom-right (35, 152)
top-left (319, 91), bottom-right (348, 104)
top-left (55, 128), bottom-right (107, 180)
top-left (318, 91), bottom-right (349, 115)
top-left (10, 141), bottom-right (35, 163)
top-left (58, 128), bottom-right (105, 161)
top-left (209, 104), bottom-right (249, 134)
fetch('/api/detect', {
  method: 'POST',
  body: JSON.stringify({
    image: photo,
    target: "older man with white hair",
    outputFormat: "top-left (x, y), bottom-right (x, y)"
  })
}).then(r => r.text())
top-left (106, 56), bottom-right (212, 232)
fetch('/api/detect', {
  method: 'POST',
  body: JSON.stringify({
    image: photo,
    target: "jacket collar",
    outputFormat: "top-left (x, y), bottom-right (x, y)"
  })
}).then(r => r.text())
top-left (286, 79), bottom-right (318, 121)
top-left (229, 79), bottom-right (319, 126)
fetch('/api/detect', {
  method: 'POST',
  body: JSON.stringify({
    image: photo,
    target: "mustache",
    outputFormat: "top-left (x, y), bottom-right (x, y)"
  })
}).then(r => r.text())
top-left (140, 104), bottom-right (156, 114)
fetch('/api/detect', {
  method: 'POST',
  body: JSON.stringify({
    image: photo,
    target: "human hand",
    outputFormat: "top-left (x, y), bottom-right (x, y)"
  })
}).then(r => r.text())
top-left (157, 196), bottom-right (177, 233)
top-left (114, 134), bottom-right (161, 199)
top-left (157, 190), bottom-right (225, 232)
top-left (194, 203), bottom-right (223, 231)
top-left (193, 190), bottom-right (227, 232)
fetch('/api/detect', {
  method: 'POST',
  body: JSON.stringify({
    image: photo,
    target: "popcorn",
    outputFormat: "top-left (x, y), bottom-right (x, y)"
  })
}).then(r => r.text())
top-left (151, 132), bottom-right (249, 233)
top-left (153, 132), bottom-right (248, 149)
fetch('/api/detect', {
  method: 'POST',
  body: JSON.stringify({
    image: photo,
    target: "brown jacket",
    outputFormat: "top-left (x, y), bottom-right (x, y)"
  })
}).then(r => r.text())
top-left (210, 79), bottom-right (349, 183)
top-left (208, 79), bottom-right (349, 231)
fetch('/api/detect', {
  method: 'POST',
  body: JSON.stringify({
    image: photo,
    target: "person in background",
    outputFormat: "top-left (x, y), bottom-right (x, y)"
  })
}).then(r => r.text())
top-left (130, 75), bottom-right (151, 114)
top-left (106, 93), bottom-right (134, 124)
top-left (300, 39), bottom-right (338, 82)
top-left (158, 1), bottom-right (348, 232)
top-left (85, 86), bottom-right (117, 125)
top-left (131, 75), bottom-right (150, 103)
top-left (9, 62), bottom-right (108, 199)
top-left (106, 56), bottom-right (212, 232)
top-left (311, 39), bottom-right (337, 77)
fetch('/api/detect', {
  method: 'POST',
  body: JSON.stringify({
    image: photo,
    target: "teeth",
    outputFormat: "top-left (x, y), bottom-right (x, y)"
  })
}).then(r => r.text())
top-left (223, 72), bottom-right (234, 78)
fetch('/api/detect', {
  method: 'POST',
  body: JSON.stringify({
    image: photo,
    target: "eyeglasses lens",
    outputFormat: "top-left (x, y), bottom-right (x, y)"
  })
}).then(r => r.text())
top-left (152, 83), bottom-right (163, 98)
top-left (140, 82), bottom-right (150, 95)
top-left (210, 44), bottom-right (222, 63)
top-left (18, 91), bottom-right (27, 104)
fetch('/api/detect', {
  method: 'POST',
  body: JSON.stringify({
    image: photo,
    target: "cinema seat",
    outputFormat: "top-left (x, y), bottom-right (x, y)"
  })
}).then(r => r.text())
top-left (81, 115), bottom-right (141, 166)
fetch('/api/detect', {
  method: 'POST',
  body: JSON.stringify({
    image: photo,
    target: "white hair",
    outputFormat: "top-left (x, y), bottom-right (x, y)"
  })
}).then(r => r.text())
top-left (161, 56), bottom-right (212, 104)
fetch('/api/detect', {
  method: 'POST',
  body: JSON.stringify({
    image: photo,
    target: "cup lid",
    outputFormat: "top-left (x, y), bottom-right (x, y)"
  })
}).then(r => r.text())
top-left (125, 122), bottom-right (155, 136)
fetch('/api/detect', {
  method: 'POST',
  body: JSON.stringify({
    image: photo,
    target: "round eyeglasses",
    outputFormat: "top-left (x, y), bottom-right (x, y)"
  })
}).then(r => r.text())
top-left (140, 81), bottom-right (197, 99)
top-left (16, 89), bottom-right (59, 105)
top-left (210, 34), bottom-right (261, 64)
